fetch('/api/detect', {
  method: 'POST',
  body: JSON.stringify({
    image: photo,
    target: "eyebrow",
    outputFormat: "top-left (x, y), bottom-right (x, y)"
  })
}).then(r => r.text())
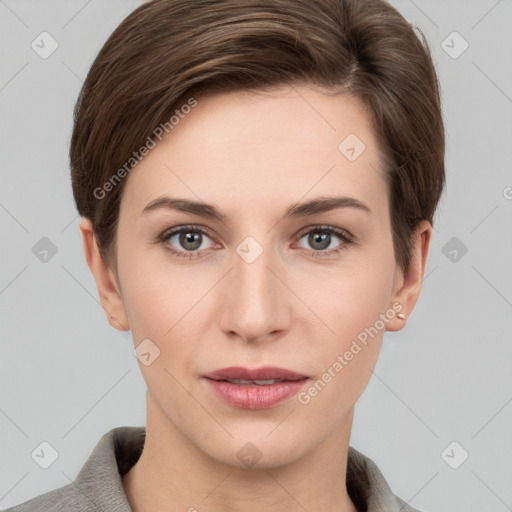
top-left (141, 195), bottom-right (371, 223)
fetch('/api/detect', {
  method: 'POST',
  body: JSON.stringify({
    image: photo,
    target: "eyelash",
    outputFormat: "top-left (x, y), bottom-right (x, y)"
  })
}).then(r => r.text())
top-left (157, 226), bottom-right (355, 260)
top-left (157, 224), bottom-right (354, 260)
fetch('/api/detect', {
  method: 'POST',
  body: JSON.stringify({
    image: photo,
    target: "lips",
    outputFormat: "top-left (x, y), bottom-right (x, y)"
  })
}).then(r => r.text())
top-left (203, 366), bottom-right (308, 383)
top-left (202, 366), bottom-right (309, 409)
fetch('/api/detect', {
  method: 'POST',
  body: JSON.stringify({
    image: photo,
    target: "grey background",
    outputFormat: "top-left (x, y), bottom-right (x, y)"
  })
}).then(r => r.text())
top-left (1, 0), bottom-right (511, 510)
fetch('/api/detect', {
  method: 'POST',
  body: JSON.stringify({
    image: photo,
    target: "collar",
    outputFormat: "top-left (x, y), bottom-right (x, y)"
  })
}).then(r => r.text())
top-left (69, 426), bottom-right (419, 512)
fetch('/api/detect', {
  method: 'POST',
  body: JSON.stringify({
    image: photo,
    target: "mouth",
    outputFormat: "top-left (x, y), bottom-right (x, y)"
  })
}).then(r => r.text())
top-left (202, 366), bottom-right (309, 410)
top-left (203, 366), bottom-right (309, 382)
top-left (215, 378), bottom-right (293, 385)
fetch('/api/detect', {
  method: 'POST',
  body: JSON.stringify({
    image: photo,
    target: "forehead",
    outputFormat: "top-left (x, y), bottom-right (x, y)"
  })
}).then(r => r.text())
top-left (120, 85), bottom-right (387, 216)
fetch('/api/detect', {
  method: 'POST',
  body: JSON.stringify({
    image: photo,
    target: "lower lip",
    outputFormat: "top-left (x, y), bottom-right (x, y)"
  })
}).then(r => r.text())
top-left (203, 378), bottom-right (308, 410)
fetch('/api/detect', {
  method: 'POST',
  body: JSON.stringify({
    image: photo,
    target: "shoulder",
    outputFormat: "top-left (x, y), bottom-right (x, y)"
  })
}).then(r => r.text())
top-left (5, 425), bottom-right (143, 512)
top-left (347, 445), bottom-right (425, 512)
top-left (394, 494), bottom-right (424, 512)
top-left (3, 482), bottom-right (83, 511)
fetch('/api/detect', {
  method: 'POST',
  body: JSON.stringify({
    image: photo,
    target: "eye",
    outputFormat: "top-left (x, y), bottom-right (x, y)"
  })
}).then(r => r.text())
top-left (295, 226), bottom-right (353, 258)
top-left (158, 224), bottom-right (354, 260)
top-left (159, 225), bottom-right (217, 259)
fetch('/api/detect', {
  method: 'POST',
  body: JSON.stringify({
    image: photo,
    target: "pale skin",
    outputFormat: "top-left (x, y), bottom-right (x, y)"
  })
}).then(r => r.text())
top-left (80, 85), bottom-right (431, 512)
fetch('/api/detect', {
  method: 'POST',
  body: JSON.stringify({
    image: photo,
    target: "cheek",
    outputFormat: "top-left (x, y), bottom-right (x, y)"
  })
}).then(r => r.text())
top-left (116, 247), bottom-right (208, 377)
top-left (307, 247), bottom-right (395, 338)
top-left (116, 238), bottom-right (193, 337)
top-left (299, 239), bottom-right (396, 386)
top-left (296, 267), bottom-right (394, 415)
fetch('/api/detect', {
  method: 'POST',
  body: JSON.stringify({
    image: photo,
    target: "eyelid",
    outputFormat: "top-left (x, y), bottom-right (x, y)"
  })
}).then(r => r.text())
top-left (294, 224), bottom-right (354, 242)
top-left (158, 223), bottom-right (355, 259)
top-left (159, 223), bottom-right (216, 240)
top-left (159, 224), bottom-right (218, 250)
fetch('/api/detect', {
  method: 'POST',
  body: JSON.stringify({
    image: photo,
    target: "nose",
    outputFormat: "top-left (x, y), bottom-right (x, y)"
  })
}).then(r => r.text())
top-left (219, 237), bottom-right (292, 344)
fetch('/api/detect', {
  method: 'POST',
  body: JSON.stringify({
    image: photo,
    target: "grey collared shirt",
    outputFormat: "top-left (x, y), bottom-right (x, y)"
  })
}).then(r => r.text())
top-left (6, 426), bottom-right (421, 512)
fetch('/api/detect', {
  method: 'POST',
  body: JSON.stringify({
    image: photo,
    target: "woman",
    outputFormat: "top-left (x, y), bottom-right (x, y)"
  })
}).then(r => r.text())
top-left (7, 0), bottom-right (444, 510)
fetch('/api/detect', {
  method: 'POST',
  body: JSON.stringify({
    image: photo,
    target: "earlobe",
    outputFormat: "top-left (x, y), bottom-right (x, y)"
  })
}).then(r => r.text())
top-left (79, 217), bottom-right (130, 331)
top-left (386, 220), bottom-right (432, 332)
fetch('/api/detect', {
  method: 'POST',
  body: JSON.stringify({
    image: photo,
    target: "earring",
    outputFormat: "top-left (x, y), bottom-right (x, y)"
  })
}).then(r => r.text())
top-left (397, 312), bottom-right (406, 320)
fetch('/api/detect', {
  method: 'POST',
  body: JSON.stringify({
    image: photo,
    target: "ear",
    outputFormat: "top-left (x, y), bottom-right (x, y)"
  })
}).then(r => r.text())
top-left (79, 217), bottom-right (130, 331)
top-left (386, 220), bottom-right (432, 332)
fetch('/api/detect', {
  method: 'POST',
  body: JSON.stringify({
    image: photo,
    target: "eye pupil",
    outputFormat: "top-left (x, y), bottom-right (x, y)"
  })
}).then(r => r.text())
top-left (164, 226), bottom-right (347, 259)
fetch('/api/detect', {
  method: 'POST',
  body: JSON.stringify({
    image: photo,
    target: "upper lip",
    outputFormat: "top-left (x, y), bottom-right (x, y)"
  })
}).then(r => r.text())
top-left (203, 366), bottom-right (308, 381)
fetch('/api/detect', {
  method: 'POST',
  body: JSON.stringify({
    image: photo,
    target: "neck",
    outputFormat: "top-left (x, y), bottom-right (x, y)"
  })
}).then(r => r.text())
top-left (122, 396), bottom-right (359, 512)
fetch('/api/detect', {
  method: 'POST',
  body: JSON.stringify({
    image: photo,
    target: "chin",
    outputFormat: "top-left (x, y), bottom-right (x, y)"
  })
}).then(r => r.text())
top-left (193, 426), bottom-right (313, 470)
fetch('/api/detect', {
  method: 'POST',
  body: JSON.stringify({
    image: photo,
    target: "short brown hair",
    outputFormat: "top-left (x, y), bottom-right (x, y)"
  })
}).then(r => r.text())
top-left (70, 0), bottom-right (445, 274)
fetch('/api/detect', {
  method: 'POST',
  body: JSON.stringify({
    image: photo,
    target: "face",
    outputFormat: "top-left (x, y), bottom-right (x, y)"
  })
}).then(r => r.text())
top-left (94, 85), bottom-right (417, 468)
